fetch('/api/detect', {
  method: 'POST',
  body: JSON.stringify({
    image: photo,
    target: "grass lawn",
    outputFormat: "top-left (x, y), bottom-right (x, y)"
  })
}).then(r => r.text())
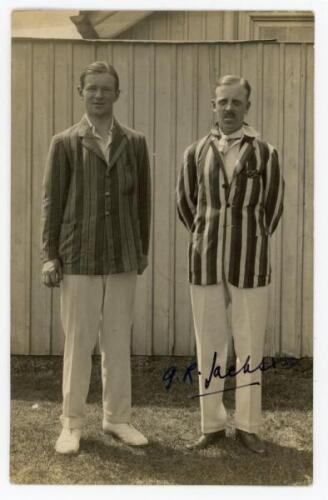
top-left (10, 355), bottom-right (312, 485)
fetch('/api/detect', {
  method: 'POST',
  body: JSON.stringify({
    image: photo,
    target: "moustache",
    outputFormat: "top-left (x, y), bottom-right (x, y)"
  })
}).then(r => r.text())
top-left (224, 113), bottom-right (236, 119)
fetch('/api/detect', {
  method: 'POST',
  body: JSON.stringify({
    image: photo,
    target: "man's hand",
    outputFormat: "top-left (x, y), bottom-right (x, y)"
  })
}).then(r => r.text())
top-left (41, 259), bottom-right (63, 288)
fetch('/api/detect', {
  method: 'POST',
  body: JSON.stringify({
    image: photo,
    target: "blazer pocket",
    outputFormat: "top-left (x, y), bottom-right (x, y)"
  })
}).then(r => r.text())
top-left (59, 222), bottom-right (77, 258)
top-left (121, 165), bottom-right (135, 195)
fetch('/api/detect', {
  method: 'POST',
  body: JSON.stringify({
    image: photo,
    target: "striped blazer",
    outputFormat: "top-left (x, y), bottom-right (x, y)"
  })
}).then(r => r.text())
top-left (176, 128), bottom-right (284, 287)
top-left (41, 116), bottom-right (151, 275)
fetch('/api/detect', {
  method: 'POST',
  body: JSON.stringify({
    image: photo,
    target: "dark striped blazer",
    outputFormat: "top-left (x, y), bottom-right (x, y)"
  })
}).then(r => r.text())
top-left (41, 116), bottom-right (151, 275)
top-left (176, 128), bottom-right (284, 287)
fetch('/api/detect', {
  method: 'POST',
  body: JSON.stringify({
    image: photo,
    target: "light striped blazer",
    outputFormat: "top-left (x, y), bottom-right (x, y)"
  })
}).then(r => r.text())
top-left (41, 116), bottom-right (151, 275)
top-left (176, 127), bottom-right (284, 287)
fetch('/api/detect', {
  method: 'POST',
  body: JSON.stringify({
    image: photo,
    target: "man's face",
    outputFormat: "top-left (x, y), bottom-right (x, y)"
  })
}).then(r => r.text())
top-left (212, 83), bottom-right (251, 135)
top-left (79, 72), bottom-right (119, 119)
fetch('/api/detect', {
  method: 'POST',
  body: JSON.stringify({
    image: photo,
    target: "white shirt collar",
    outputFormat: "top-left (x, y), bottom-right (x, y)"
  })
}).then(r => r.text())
top-left (85, 113), bottom-right (114, 138)
top-left (218, 124), bottom-right (260, 140)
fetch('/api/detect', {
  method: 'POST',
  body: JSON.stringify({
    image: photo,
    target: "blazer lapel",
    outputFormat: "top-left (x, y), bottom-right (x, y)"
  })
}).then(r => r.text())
top-left (233, 137), bottom-right (255, 176)
top-left (210, 137), bottom-right (229, 188)
top-left (78, 116), bottom-right (108, 165)
top-left (107, 120), bottom-right (128, 172)
top-left (227, 138), bottom-right (255, 205)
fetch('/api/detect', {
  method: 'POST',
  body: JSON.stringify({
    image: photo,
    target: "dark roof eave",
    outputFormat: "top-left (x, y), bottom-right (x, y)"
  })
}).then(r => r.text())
top-left (70, 13), bottom-right (99, 39)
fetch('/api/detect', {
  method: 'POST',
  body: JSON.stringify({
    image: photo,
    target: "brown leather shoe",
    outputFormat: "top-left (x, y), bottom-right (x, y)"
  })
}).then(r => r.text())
top-left (235, 429), bottom-right (267, 455)
top-left (186, 430), bottom-right (226, 450)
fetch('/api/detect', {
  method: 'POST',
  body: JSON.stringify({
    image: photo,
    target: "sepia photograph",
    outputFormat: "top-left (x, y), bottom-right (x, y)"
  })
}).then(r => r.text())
top-left (7, 4), bottom-right (316, 490)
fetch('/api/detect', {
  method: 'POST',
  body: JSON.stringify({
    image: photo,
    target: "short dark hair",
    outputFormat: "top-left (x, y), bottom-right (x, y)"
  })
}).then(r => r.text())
top-left (215, 75), bottom-right (251, 100)
top-left (79, 61), bottom-right (120, 91)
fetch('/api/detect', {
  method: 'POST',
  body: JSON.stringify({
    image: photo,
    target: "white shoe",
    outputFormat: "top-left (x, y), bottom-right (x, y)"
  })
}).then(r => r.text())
top-left (103, 421), bottom-right (148, 446)
top-left (55, 428), bottom-right (81, 454)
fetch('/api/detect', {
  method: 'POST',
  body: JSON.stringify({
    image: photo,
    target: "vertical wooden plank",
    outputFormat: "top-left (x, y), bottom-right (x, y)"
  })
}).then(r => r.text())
top-left (255, 44), bottom-right (265, 356)
top-left (72, 43), bottom-right (96, 123)
top-left (95, 41), bottom-right (110, 62)
top-left (197, 44), bottom-right (212, 141)
top-left (219, 44), bottom-right (242, 80)
top-left (187, 12), bottom-right (205, 40)
top-left (53, 43), bottom-right (74, 133)
top-left (149, 44), bottom-right (156, 355)
top-left (112, 43), bottom-right (131, 126)
top-left (189, 43), bottom-right (201, 355)
top-left (302, 44), bottom-right (314, 356)
top-left (51, 42), bottom-right (74, 355)
top-left (280, 44), bottom-right (304, 356)
top-left (276, 44), bottom-right (286, 355)
top-left (11, 41), bottom-right (32, 354)
top-left (201, 12), bottom-right (208, 41)
top-left (256, 44), bottom-right (264, 134)
top-left (296, 45), bottom-right (307, 357)
top-left (131, 43), bottom-right (155, 355)
top-left (30, 42), bottom-right (54, 354)
top-left (174, 44), bottom-right (198, 355)
top-left (223, 12), bottom-right (238, 40)
top-left (211, 43), bottom-right (221, 95)
top-left (240, 43), bottom-right (259, 129)
top-left (168, 11), bottom-right (186, 40)
top-left (108, 44), bottom-right (114, 64)
top-left (168, 45), bottom-right (178, 355)
top-left (150, 12), bottom-right (168, 39)
top-left (262, 45), bottom-right (280, 158)
top-left (152, 45), bottom-right (175, 354)
top-left (262, 43), bottom-right (283, 356)
top-left (205, 11), bottom-right (224, 39)
top-left (95, 43), bottom-right (114, 68)
top-left (237, 12), bottom-right (247, 39)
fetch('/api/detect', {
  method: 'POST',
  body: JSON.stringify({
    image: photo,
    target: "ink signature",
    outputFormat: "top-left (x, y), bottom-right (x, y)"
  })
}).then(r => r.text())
top-left (162, 352), bottom-right (300, 397)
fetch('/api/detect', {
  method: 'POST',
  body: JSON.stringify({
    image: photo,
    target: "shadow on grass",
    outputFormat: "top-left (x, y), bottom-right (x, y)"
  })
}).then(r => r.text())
top-left (78, 438), bottom-right (312, 486)
top-left (11, 431), bottom-right (312, 486)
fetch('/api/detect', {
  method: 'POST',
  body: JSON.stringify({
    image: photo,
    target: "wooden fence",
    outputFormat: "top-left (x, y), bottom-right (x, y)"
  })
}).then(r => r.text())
top-left (11, 38), bottom-right (313, 356)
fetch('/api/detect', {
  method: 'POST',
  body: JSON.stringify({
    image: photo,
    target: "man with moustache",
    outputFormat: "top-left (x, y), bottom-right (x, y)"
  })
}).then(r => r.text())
top-left (176, 75), bottom-right (284, 454)
top-left (41, 61), bottom-right (151, 454)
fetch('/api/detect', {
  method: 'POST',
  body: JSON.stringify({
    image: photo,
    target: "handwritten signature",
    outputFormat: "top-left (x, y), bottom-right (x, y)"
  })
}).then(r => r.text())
top-left (162, 352), bottom-right (299, 397)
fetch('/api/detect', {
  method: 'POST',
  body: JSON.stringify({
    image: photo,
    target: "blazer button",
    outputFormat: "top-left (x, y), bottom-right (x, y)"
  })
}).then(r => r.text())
top-left (222, 183), bottom-right (228, 189)
top-left (105, 191), bottom-right (110, 197)
top-left (226, 203), bottom-right (230, 208)
top-left (105, 211), bottom-right (110, 216)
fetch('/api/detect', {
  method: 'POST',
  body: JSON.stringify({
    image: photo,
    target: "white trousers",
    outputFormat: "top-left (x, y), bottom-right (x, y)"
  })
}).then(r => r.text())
top-left (60, 272), bottom-right (137, 429)
top-left (190, 282), bottom-right (269, 434)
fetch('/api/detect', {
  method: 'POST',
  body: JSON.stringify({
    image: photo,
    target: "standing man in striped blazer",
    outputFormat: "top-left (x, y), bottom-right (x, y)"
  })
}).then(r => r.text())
top-left (41, 61), bottom-right (151, 454)
top-left (177, 75), bottom-right (284, 454)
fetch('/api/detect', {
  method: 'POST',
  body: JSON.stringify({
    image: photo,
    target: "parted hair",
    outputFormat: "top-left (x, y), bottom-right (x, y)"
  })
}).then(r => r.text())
top-left (79, 61), bottom-right (120, 91)
top-left (215, 75), bottom-right (251, 100)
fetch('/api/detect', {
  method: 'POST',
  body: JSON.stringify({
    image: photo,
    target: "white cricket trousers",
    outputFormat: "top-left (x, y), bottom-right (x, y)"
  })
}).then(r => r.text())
top-left (60, 272), bottom-right (137, 429)
top-left (190, 282), bottom-right (269, 434)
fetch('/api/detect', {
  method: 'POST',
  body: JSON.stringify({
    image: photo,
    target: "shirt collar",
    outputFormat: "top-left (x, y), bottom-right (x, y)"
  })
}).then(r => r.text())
top-left (84, 113), bottom-right (114, 138)
top-left (211, 123), bottom-right (260, 140)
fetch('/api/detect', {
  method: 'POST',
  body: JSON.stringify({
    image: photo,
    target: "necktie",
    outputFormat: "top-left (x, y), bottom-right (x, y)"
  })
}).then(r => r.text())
top-left (217, 135), bottom-right (230, 154)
